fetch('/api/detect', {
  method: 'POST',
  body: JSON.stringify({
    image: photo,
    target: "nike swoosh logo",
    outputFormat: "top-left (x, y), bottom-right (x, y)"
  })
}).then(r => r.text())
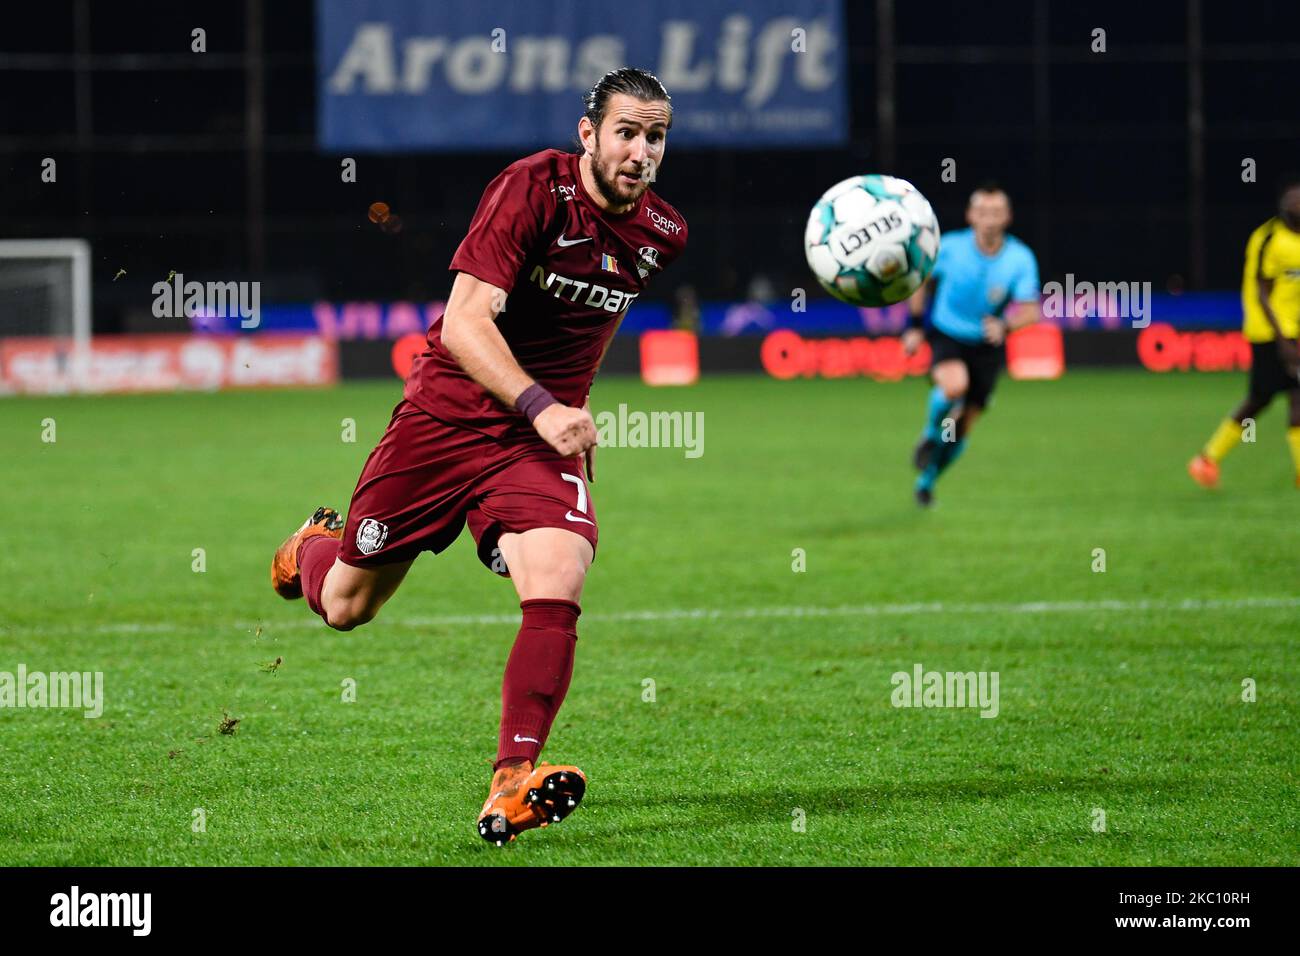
top-left (565, 511), bottom-right (595, 526)
top-left (512, 734), bottom-right (540, 744)
top-left (556, 234), bottom-right (592, 247)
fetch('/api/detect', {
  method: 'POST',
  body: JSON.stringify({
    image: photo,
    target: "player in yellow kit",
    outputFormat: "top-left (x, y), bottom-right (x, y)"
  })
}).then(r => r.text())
top-left (1189, 176), bottom-right (1300, 489)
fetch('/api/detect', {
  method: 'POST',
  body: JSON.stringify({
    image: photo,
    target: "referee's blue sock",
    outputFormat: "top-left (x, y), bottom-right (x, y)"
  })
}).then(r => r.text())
top-left (915, 463), bottom-right (939, 493)
top-left (915, 436), bottom-right (968, 495)
top-left (935, 436), bottom-right (968, 475)
top-left (923, 385), bottom-right (955, 442)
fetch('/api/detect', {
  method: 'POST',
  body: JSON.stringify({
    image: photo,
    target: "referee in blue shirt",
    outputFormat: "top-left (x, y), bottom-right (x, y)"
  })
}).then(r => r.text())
top-left (902, 183), bottom-right (1041, 506)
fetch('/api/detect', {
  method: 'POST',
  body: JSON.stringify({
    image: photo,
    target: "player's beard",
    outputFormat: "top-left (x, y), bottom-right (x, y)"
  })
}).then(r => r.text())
top-left (589, 140), bottom-right (648, 209)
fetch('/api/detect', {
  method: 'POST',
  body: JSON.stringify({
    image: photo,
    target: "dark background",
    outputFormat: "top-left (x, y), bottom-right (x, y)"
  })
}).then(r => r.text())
top-left (2, 0), bottom-right (1297, 332)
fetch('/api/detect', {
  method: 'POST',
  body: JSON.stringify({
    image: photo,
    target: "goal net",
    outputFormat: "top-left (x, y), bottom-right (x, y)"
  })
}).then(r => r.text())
top-left (0, 239), bottom-right (92, 343)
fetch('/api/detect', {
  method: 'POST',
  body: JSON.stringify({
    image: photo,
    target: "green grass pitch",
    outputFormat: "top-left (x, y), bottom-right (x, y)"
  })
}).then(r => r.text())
top-left (0, 369), bottom-right (1296, 866)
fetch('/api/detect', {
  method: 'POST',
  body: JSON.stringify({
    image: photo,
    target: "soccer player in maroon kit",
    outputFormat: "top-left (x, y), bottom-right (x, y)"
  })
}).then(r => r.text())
top-left (269, 68), bottom-right (686, 845)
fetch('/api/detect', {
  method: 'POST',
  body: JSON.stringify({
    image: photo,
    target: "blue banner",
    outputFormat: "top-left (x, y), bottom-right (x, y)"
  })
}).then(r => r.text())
top-left (209, 294), bottom-right (1242, 338)
top-left (192, 301), bottom-right (672, 337)
top-left (317, 0), bottom-right (847, 151)
top-left (688, 293), bottom-right (1246, 336)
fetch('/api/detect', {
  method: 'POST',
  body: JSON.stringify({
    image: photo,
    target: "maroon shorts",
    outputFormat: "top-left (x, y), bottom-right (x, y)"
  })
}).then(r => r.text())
top-left (338, 400), bottom-right (597, 575)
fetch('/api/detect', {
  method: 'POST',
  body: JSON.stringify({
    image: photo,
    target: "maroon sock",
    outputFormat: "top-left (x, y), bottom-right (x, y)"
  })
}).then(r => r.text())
top-left (495, 599), bottom-right (580, 770)
top-left (298, 534), bottom-right (340, 620)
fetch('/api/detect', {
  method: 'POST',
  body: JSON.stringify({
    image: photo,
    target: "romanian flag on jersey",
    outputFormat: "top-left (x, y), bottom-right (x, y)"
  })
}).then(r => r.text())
top-left (600, 253), bottom-right (618, 274)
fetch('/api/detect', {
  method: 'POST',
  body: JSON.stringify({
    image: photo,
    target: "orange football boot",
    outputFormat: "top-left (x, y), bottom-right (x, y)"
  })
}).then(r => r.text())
top-left (477, 760), bottom-right (587, 846)
top-left (1187, 454), bottom-right (1220, 490)
top-left (270, 507), bottom-right (344, 599)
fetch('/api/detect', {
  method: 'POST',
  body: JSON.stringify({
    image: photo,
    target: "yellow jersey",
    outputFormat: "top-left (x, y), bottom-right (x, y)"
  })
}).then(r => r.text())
top-left (1242, 217), bottom-right (1300, 343)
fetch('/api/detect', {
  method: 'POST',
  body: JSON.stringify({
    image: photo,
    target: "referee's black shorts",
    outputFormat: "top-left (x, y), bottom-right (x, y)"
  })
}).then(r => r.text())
top-left (927, 328), bottom-right (1003, 408)
top-left (1248, 340), bottom-right (1300, 402)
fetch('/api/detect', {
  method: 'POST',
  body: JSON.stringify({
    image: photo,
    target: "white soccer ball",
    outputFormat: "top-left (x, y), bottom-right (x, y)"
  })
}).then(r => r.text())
top-left (804, 174), bottom-right (941, 307)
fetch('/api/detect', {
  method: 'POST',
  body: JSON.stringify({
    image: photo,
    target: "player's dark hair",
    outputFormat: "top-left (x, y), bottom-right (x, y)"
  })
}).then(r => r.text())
top-left (969, 181), bottom-right (1011, 206)
top-left (1276, 172), bottom-right (1300, 199)
top-left (583, 68), bottom-right (672, 130)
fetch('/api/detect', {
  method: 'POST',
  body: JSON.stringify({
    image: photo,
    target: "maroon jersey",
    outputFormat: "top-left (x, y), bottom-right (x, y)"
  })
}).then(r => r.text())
top-left (404, 148), bottom-right (688, 437)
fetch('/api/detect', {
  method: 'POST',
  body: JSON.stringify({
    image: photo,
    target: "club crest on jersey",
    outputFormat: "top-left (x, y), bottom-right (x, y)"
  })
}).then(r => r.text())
top-left (636, 246), bottom-right (661, 279)
top-left (355, 518), bottom-right (388, 555)
top-left (600, 253), bottom-right (618, 274)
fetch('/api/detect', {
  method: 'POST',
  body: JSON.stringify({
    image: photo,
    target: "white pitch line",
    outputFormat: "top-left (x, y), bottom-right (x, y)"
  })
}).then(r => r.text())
top-left (389, 595), bottom-right (1300, 628)
top-left (5, 595), bottom-right (1298, 637)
